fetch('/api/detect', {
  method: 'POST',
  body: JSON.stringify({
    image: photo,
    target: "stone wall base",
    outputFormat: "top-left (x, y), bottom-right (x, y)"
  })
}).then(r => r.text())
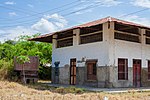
top-left (141, 68), bottom-right (150, 87)
top-left (51, 66), bottom-right (150, 87)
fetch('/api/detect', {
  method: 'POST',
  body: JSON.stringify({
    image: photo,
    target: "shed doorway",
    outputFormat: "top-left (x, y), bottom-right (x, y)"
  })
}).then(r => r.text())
top-left (133, 59), bottom-right (141, 87)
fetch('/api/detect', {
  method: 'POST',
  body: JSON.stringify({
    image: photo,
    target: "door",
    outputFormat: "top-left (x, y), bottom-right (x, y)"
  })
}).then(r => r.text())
top-left (70, 58), bottom-right (76, 85)
top-left (133, 59), bottom-right (141, 87)
top-left (87, 61), bottom-right (97, 81)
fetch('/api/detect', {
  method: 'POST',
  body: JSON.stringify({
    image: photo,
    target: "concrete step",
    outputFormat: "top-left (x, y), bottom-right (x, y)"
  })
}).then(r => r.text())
top-left (84, 81), bottom-right (98, 87)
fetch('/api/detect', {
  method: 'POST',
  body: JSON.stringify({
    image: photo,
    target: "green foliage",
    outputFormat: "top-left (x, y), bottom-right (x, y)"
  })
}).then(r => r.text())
top-left (38, 66), bottom-right (51, 80)
top-left (0, 33), bottom-right (52, 80)
top-left (4, 40), bottom-right (16, 45)
top-left (0, 59), bottom-right (13, 80)
top-left (54, 86), bottom-right (85, 94)
top-left (16, 56), bottom-right (30, 64)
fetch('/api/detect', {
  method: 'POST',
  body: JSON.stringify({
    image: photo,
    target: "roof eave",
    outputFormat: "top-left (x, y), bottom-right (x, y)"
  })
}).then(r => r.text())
top-left (28, 16), bottom-right (150, 43)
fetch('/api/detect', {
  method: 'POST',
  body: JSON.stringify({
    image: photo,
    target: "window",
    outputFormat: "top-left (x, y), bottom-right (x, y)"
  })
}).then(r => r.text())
top-left (80, 24), bottom-right (103, 44)
top-left (57, 30), bottom-right (73, 48)
top-left (57, 38), bottom-right (73, 48)
top-left (115, 32), bottom-right (140, 43)
top-left (148, 61), bottom-right (150, 79)
top-left (80, 33), bottom-right (102, 44)
top-left (146, 30), bottom-right (150, 45)
top-left (114, 22), bottom-right (140, 43)
top-left (115, 23), bottom-right (139, 34)
top-left (146, 38), bottom-right (150, 45)
top-left (118, 58), bottom-right (128, 80)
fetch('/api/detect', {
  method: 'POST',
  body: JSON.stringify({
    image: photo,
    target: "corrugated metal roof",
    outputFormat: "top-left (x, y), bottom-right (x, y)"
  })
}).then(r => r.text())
top-left (29, 16), bottom-right (150, 43)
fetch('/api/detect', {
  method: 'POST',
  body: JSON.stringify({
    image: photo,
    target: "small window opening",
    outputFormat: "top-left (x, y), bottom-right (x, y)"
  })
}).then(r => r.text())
top-left (80, 24), bottom-right (103, 44)
top-left (114, 22), bottom-right (140, 43)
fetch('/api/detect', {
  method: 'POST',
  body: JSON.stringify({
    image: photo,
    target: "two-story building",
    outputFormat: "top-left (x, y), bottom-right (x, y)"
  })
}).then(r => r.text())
top-left (29, 16), bottom-right (150, 88)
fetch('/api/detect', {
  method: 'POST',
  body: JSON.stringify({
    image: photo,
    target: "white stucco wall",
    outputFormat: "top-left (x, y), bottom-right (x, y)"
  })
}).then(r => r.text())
top-left (52, 22), bottom-right (110, 67)
top-left (52, 41), bottom-right (109, 67)
top-left (112, 39), bottom-right (150, 68)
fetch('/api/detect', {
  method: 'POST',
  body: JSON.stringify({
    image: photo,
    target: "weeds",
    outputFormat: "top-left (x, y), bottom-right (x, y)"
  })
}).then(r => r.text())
top-left (26, 83), bottom-right (55, 91)
top-left (0, 59), bottom-right (14, 80)
top-left (54, 86), bottom-right (85, 94)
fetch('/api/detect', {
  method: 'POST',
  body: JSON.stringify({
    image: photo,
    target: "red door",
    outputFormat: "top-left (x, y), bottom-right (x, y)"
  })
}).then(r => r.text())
top-left (133, 59), bottom-right (141, 87)
top-left (70, 58), bottom-right (76, 85)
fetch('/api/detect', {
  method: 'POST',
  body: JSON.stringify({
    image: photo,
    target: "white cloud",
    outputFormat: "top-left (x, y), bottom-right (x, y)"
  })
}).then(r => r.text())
top-left (0, 26), bottom-right (37, 42)
top-left (8, 12), bottom-right (17, 16)
top-left (0, 13), bottom-right (68, 42)
top-left (27, 4), bottom-right (34, 8)
top-left (43, 13), bottom-right (68, 25)
top-left (32, 13), bottom-right (68, 33)
top-left (132, 0), bottom-right (150, 8)
top-left (31, 18), bottom-right (56, 33)
top-left (123, 15), bottom-right (150, 27)
top-left (4, 1), bottom-right (16, 5)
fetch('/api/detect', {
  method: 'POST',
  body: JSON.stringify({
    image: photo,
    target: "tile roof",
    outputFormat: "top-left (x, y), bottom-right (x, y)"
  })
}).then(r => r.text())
top-left (29, 16), bottom-right (150, 43)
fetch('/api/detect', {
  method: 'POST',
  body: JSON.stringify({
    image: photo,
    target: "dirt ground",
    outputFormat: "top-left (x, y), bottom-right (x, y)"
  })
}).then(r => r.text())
top-left (0, 81), bottom-right (150, 100)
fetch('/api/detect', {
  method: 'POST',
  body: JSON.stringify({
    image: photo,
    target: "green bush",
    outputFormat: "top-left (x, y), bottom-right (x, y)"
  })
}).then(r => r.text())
top-left (38, 66), bottom-right (51, 80)
top-left (0, 59), bottom-right (14, 80)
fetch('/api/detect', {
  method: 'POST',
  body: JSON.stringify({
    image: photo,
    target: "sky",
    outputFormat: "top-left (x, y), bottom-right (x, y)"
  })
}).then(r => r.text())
top-left (0, 0), bottom-right (150, 42)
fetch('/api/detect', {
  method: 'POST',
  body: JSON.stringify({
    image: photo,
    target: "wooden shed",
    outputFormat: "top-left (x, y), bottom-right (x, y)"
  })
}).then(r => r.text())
top-left (14, 56), bottom-right (39, 84)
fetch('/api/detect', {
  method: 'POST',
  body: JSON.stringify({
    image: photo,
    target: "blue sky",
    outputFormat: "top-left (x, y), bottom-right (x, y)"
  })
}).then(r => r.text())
top-left (0, 0), bottom-right (150, 42)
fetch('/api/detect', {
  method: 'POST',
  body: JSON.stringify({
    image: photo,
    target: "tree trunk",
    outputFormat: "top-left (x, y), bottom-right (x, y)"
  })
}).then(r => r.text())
top-left (22, 64), bottom-right (26, 84)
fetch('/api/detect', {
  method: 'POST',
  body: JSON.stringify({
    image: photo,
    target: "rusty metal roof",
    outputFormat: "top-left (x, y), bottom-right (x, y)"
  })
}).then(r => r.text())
top-left (28, 16), bottom-right (150, 43)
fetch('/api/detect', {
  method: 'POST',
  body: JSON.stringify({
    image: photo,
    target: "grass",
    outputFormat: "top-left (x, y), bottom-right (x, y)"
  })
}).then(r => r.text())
top-left (0, 81), bottom-right (150, 100)
top-left (54, 86), bottom-right (85, 94)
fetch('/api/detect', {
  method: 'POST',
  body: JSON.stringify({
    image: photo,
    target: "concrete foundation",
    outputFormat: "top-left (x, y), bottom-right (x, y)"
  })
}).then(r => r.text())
top-left (51, 66), bottom-right (150, 88)
top-left (97, 66), bottom-right (109, 88)
top-left (76, 67), bottom-right (85, 85)
top-left (59, 65), bottom-right (70, 84)
top-left (108, 66), bottom-right (133, 88)
top-left (141, 68), bottom-right (150, 87)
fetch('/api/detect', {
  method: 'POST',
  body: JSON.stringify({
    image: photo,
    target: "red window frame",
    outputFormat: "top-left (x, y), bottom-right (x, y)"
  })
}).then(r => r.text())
top-left (118, 58), bottom-right (128, 80)
top-left (148, 61), bottom-right (150, 79)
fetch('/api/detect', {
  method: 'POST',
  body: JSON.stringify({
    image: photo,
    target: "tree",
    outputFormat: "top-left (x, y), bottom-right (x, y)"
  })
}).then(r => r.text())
top-left (16, 56), bottom-right (30, 84)
top-left (0, 33), bottom-right (52, 80)
top-left (4, 40), bottom-right (16, 45)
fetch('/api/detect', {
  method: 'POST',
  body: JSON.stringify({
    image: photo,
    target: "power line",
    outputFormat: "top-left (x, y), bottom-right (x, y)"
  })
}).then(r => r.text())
top-left (0, 2), bottom-right (88, 26)
top-left (2, 0), bottom-right (102, 25)
top-left (8, 5), bottom-right (38, 14)
top-left (0, 1), bottom-right (104, 28)
top-left (63, 2), bottom-right (104, 17)
top-left (118, 8), bottom-right (150, 18)
top-left (0, 5), bottom-right (36, 15)
top-left (0, 0), bottom-right (80, 22)
top-left (0, 2), bottom-right (82, 24)
top-left (0, 17), bottom-right (14, 21)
